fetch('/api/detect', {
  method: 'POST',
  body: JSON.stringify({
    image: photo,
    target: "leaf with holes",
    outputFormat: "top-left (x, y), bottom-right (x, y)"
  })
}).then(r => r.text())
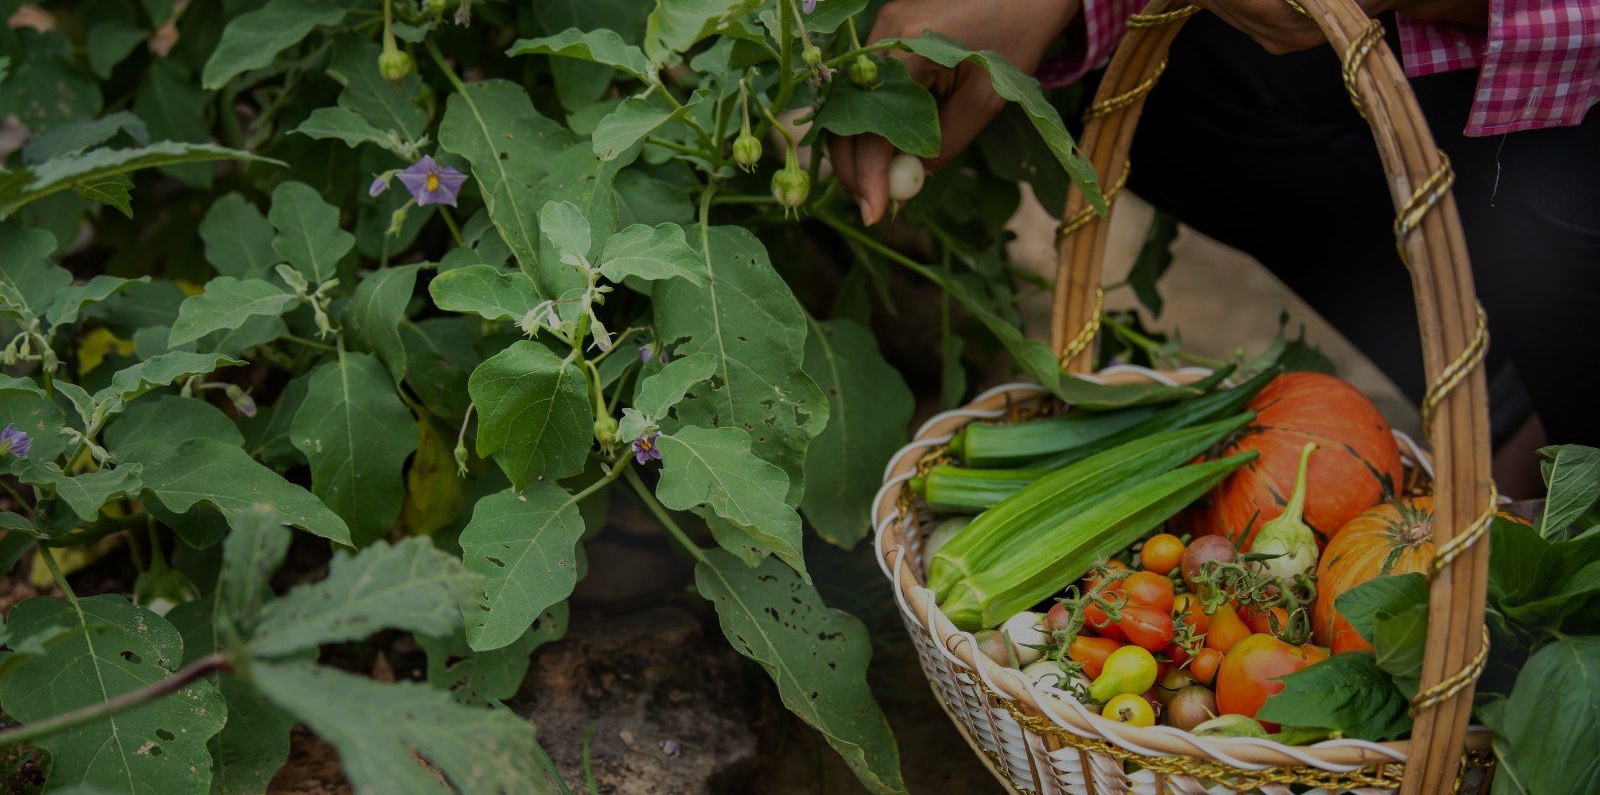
top-left (657, 426), bottom-right (807, 578)
top-left (458, 485), bottom-right (586, 651)
top-left (0, 594), bottom-right (226, 795)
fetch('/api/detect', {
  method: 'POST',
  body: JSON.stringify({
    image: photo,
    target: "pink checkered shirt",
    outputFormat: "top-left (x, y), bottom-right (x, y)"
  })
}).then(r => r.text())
top-left (1036, 0), bottom-right (1600, 136)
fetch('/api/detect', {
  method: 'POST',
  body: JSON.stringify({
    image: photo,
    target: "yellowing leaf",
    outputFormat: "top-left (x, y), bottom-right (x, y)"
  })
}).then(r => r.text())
top-left (76, 326), bottom-right (136, 375)
top-left (402, 418), bottom-right (465, 536)
top-left (29, 532), bottom-right (123, 587)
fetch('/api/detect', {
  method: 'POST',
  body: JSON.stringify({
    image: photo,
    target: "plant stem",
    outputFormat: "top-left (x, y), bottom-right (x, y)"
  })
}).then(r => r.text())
top-left (438, 206), bottom-right (465, 247)
top-left (624, 468), bottom-right (708, 565)
top-left (817, 212), bottom-right (940, 282)
top-left (644, 137), bottom-right (706, 160)
top-left (425, 39), bottom-right (470, 94)
top-left (0, 653), bottom-right (230, 749)
top-left (571, 460), bottom-right (629, 505)
top-left (822, 40), bottom-right (903, 70)
top-left (35, 543), bottom-right (78, 603)
top-left (0, 479), bottom-right (32, 516)
top-left (279, 333), bottom-right (336, 352)
top-left (755, 0), bottom-right (797, 141)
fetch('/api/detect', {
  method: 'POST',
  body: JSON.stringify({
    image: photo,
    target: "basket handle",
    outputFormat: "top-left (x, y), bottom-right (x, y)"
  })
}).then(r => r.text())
top-left (1050, 3), bottom-right (1494, 792)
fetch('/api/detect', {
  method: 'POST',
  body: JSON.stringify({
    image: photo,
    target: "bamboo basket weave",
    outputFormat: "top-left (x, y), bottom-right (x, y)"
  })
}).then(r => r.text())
top-left (871, 0), bottom-right (1499, 792)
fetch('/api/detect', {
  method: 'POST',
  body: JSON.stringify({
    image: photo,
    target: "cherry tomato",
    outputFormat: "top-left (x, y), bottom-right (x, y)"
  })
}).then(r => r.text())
top-left (1044, 601), bottom-right (1074, 633)
top-left (1084, 559), bottom-right (1131, 591)
top-left (1190, 648), bottom-right (1223, 686)
top-left (1162, 641), bottom-right (1192, 667)
top-left (1215, 634), bottom-right (1329, 728)
top-left (1181, 535), bottom-right (1238, 590)
top-left (1082, 602), bottom-right (1127, 642)
top-left (1140, 533), bottom-right (1185, 576)
top-left (1067, 635), bottom-right (1122, 680)
top-left (1103, 693), bottom-right (1156, 727)
top-left (1204, 603), bottom-right (1252, 655)
top-left (1124, 571), bottom-right (1175, 613)
top-left (1240, 605), bottom-right (1290, 636)
top-left (1173, 593), bottom-right (1211, 635)
top-left (1116, 604), bottom-right (1175, 652)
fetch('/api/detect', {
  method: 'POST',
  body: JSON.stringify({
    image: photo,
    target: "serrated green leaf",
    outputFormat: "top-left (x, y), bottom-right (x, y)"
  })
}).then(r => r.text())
top-left (428, 264), bottom-right (542, 322)
top-left (94, 351), bottom-right (245, 410)
top-left (653, 226), bottom-right (828, 501)
top-left (644, 0), bottom-right (764, 63)
top-left (201, 0), bottom-right (347, 89)
top-left (72, 173), bottom-right (136, 217)
top-left (1255, 652), bottom-right (1411, 740)
top-left (696, 552), bottom-right (906, 794)
top-left (439, 79), bottom-right (574, 277)
top-left (251, 537), bottom-right (477, 657)
top-left (467, 341), bottom-right (593, 490)
top-left (250, 660), bottom-right (555, 795)
top-left (898, 33), bottom-right (1103, 215)
top-left (327, 41), bottom-right (427, 143)
top-left (349, 264), bottom-right (423, 383)
top-left (290, 352), bottom-right (418, 545)
top-left (46, 273), bottom-right (147, 328)
top-left (591, 93), bottom-right (701, 161)
top-left (813, 58), bottom-right (939, 158)
top-left (458, 485), bottom-right (585, 651)
top-left (1335, 573), bottom-right (1429, 647)
top-left (122, 437), bottom-right (351, 546)
top-left (422, 603), bottom-right (566, 705)
top-left (1498, 636), bottom-right (1600, 795)
top-left (12, 459), bottom-right (143, 523)
top-left (800, 319), bottom-right (913, 547)
top-left (200, 193), bottom-right (279, 280)
top-left (0, 595), bottom-right (226, 795)
top-left (657, 426), bottom-right (807, 578)
top-left (507, 28), bottom-right (651, 79)
top-left (597, 222), bottom-right (704, 285)
top-left (168, 277), bottom-right (297, 347)
top-left (269, 181), bottom-right (353, 284)
top-left (0, 143), bottom-right (275, 219)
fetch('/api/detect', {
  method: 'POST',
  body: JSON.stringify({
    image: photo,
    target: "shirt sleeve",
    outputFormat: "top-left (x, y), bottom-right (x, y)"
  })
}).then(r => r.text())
top-left (1398, 0), bottom-right (1600, 136)
top-left (1036, 0), bottom-right (1147, 89)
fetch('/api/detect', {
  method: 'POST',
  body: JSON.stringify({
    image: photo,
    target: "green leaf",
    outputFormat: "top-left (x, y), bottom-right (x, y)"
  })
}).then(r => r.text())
top-left (652, 226), bottom-right (828, 500)
top-left (428, 264), bottom-right (542, 322)
top-left (326, 41), bottom-right (427, 143)
top-left (644, 0), bottom-right (764, 64)
top-left (467, 341), bottom-right (594, 490)
top-left (813, 58), bottom-right (939, 159)
top-left (250, 537), bottom-right (477, 657)
top-left (269, 181), bottom-right (353, 284)
top-left (168, 277), bottom-right (297, 347)
top-left (1335, 573), bottom-right (1429, 645)
top-left (46, 273), bottom-right (148, 328)
top-left (84, 0), bottom-right (146, 78)
top-left (200, 193), bottom-right (279, 280)
top-left (633, 352), bottom-right (717, 419)
top-left (201, 0), bottom-right (347, 89)
top-left (132, 59), bottom-right (213, 187)
top-left (1538, 445), bottom-right (1600, 539)
top-left (73, 173), bottom-right (135, 217)
top-left (94, 351), bottom-right (245, 410)
top-left (591, 94), bottom-right (701, 161)
top-left (349, 264), bottom-right (423, 384)
top-left (0, 29), bottom-right (102, 132)
top-left (217, 504), bottom-right (292, 638)
top-left (1489, 518), bottom-right (1550, 605)
top-left (123, 437), bottom-right (351, 546)
top-left (801, 319), bottom-right (914, 547)
top-left (1498, 636), bottom-right (1600, 795)
top-left (439, 79), bottom-right (574, 276)
top-left (1506, 559), bottom-right (1600, 625)
top-left (0, 143), bottom-right (276, 219)
top-left (597, 222), bottom-right (705, 285)
top-left (104, 395), bottom-right (243, 454)
top-left (249, 660), bottom-right (556, 795)
top-left (0, 221), bottom-right (67, 323)
top-left (539, 199), bottom-right (593, 263)
top-left (0, 595), bottom-right (226, 795)
top-left (898, 33), bottom-right (1103, 215)
top-left (291, 352), bottom-right (418, 546)
top-left (421, 603), bottom-right (566, 706)
top-left (507, 28), bottom-right (652, 79)
top-left (528, 144), bottom-right (624, 296)
top-left (696, 552), bottom-right (906, 794)
top-left (1255, 652), bottom-right (1410, 741)
top-left (458, 485), bottom-right (586, 651)
top-left (0, 383), bottom-right (70, 464)
top-left (658, 426), bottom-right (808, 578)
top-left (1372, 603), bottom-right (1429, 699)
top-left (12, 459), bottom-right (143, 523)
top-left (1127, 210), bottom-right (1179, 317)
top-left (402, 319), bottom-right (482, 421)
top-left (293, 106), bottom-right (403, 154)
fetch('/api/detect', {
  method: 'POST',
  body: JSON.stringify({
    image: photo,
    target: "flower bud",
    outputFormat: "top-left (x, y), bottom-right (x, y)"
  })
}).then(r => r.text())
top-left (802, 45), bottom-right (823, 68)
top-left (425, 0), bottom-right (451, 14)
top-left (732, 132), bottom-right (762, 170)
top-left (378, 47), bottom-right (415, 82)
top-left (593, 415), bottom-right (619, 445)
top-left (770, 150), bottom-right (810, 216)
top-left (850, 55), bottom-right (879, 88)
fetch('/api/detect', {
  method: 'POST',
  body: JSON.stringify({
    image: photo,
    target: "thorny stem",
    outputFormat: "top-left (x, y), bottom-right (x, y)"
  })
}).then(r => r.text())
top-left (0, 653), bottom-right (231, 749)
top-left (624, 467), bottom-right (708, 565)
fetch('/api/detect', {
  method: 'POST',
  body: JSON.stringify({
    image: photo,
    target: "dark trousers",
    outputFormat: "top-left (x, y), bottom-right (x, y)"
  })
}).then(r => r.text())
top-left (1113, 13), bottom-right (1600, 446)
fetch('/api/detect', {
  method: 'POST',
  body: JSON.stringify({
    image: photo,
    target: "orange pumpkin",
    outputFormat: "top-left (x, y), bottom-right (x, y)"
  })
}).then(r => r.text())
top-left (1178, 372), bottom-right (1402, 552)
top-left (1315, 498), bottom-right (1528, 653)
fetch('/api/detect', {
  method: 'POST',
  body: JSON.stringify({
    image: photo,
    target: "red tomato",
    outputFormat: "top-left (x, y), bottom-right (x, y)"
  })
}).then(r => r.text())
top-left (1204, 603), bottom-right (1252, 654)
top-left (1116, 604), bottom-right (1175, 652)
top-left (1083, 602), bottom-right (1127, 642)
top-left (1124, 571), bottom-right (1175, 613)
top-left (1240, 605), bottom-right (1290, 637)
top-left (1216, 634), bottom-right (1329, 728)
top-left (1162, 642), bottom-right (1192, 667)
top-left (1084, 560), bottom-right (1131, 592)
top-left (1067, 636), bottom-right (1122, 680)
top-left (1190, 648), bottom-right (1223, 686)
top-left (1173, 593), bottom-right (1211, 635)
top-left (1141, 533), bottom-right (1186, 576)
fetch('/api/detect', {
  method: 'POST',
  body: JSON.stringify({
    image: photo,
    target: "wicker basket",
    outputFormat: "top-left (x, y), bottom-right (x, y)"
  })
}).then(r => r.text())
top-left (871, 0), bottom-right (1499, 793)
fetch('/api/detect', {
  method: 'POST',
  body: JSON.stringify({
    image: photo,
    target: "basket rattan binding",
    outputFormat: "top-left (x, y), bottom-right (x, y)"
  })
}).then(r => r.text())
top-left (872, 0), bottom-right (1497, 792)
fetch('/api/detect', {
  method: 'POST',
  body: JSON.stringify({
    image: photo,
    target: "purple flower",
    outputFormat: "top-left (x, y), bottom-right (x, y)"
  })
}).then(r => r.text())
top-left (0, 424), bottom-right (31, 458)
top-left (802, 0), bottom-right (817, 12)
top-left (395, 156), bottom-right (468, 207)
top-left (368, 175), bottom-right (390, 197)
top-left (632, 433), bottom-right (662, 465)
top-left (637, 342), bottom-right (669, 364)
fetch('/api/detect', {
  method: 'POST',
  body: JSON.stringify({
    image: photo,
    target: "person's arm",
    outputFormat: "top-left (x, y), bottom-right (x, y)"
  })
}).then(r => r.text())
top-left (1185, 0), bottom-right (1487, 54)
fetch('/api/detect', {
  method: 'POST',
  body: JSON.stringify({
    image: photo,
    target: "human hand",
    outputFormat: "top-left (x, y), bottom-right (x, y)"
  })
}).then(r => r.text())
top-left (1189, 0), bottom-right (1488, 55)
top-left (828, 0), bottom-right (1082, 225)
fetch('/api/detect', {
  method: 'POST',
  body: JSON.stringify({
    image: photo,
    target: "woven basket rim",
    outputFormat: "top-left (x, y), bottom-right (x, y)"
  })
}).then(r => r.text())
top-left (871, 366), bottom-right (1493, 775)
